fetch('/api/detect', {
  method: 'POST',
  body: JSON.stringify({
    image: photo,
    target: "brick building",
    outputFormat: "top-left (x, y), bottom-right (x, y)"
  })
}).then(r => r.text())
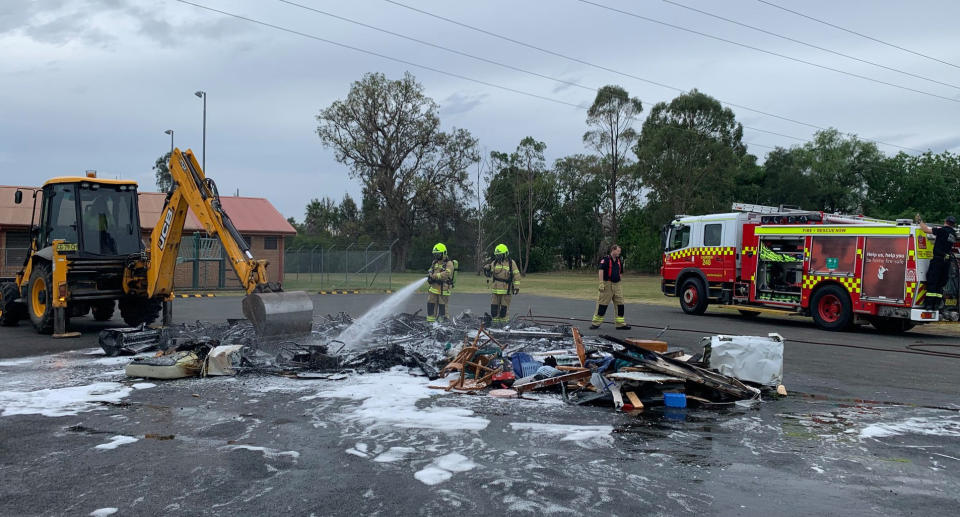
top-left (0, 185), bottom-right (296, 290)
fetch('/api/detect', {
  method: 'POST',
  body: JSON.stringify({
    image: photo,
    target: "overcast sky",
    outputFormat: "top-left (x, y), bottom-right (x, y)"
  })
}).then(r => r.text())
top-left (3, 0), bottom-right (960, 222)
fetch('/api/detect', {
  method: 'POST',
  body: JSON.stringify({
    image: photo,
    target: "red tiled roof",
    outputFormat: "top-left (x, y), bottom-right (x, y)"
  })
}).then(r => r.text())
top-left (0, 186), bottom-right (296, 235)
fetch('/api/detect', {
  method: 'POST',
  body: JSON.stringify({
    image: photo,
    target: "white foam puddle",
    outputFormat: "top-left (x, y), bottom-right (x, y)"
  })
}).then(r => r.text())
top-left (221, 444), bottom-right (300, 460)
top-left (414, 453), bottom-right (478, 485)
top-left (860, 415), bottom-right (960, 439)
top-left (509, 423), bottom-right (614, 447)
top-left (0, 382), bottom-right (135, 417)
top-left (95, 435), bottom-right (139, 450)
top-left (310, 367), bottom-right (489, 432)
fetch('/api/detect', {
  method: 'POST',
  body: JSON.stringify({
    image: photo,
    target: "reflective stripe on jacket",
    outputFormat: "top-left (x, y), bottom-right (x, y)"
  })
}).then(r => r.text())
top-left (427, 259), bottom-right (454, 295)
top-left (486, 258), bottom-right (520, 294)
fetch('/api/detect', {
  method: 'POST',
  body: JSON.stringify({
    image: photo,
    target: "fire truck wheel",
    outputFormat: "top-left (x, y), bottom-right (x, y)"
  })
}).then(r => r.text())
top-left (871, 317), bottom-right (915, 334)
top-left (810, 284), bottom-right (852, 331)
top-left (679, 278), bottom-right (708, 315)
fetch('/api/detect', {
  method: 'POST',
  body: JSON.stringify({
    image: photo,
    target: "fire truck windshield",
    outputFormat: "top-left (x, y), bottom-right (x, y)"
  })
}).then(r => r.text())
top-left (667, 224), bottom-right (690, 251)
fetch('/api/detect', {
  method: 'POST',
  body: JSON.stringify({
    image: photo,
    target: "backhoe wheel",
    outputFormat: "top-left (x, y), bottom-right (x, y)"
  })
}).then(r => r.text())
top-left (27, 262), bottom-right (55, 334)
top-left (679, 278), bottom-right (708, 315)
top-left (810, 284), bottom-right (852, 331)
top-left (0, 281), bottom-right (25, 327)
top-left (119, 297), bottom-right (162, 327)
top-left (91, 300), bottom-right (116, 322)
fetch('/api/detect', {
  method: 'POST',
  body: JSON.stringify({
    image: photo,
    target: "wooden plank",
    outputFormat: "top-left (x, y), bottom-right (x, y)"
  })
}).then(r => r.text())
top-left (625, 391), bottom-right (643, 409)
top-left (513, 370), bottom-right (593, 393)
top-left (625, 338), bottom-right (668, 353)
top-left (572, 326), bottom-right (586, 367)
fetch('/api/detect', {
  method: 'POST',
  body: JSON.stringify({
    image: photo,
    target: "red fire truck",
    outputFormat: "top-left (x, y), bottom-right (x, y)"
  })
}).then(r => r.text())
top-left (660, 203), bottom-right (959, 331)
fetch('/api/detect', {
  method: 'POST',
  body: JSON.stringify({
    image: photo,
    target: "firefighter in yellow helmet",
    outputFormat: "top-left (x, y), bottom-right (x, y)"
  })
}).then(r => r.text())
top-left (482, 243), bottom-right (521, 325)
top-left (426, 243), bottom-right (456, 322)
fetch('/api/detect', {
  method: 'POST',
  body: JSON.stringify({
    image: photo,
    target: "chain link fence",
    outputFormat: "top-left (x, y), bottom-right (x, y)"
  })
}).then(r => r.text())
top-left (284, 240), bottom-right (399, 290)
top-left (1, 234), bottom-right (227, 291)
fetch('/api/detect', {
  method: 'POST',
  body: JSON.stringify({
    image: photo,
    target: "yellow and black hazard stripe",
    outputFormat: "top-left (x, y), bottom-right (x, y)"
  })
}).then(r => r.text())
top-left (667, 246), bottom-right (736, 261)
top-left (802, 275), bottom-right (861, 294)
top-left (175, 293), bottom-right (217, 298)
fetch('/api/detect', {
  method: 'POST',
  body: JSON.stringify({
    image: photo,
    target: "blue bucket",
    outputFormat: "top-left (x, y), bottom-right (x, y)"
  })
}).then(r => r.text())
top-left (663, 392), bottom-right (687, 408)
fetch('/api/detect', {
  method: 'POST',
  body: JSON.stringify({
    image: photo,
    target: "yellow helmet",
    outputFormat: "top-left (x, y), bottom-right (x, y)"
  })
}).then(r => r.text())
top-left (432, 243), bottom-right (447, 257)
top-left (494, 243), bottom-right (508, 257)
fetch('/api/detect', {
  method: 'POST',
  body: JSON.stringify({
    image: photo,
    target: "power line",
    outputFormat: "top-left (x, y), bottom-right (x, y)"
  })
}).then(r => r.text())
top-left (172, 0), bottom-right (584, 109)
top-left (575, 0), bottom-right (960, 104)
top-left (381, 0), bottom-right (925, 154)
top-left (275, 0), bottom-right (595, 94)
top-left (277, 0), bottom-right (812, 146)
top-left (662, 0), bottom-right (960, 91)
top-left (176, 0), bottom-right (798, 152)
top-left (756, 0), bottom-right (960, 71)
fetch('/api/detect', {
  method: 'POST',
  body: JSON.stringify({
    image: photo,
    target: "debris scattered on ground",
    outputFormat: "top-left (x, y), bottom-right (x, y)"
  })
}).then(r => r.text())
top-left (111, 309), bottom-right (786, 415)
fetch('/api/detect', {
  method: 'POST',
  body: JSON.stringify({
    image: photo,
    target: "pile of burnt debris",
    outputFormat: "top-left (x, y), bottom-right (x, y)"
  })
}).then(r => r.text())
top-left (100, 312), bottom-right (786, 410)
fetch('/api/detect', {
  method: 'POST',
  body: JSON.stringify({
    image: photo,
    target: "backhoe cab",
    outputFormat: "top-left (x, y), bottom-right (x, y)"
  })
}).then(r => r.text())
top-left (0, 151), bottom-right (313, 340)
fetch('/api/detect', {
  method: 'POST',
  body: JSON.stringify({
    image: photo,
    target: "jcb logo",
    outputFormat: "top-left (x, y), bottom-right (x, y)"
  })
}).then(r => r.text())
top-left (178, 156), bottom-right (188, 172)
top-left (157, 207), bottom-right (174, 250)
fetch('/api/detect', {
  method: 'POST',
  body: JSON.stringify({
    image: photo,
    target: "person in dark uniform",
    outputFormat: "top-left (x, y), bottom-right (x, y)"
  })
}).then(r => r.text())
top-left (590, 244), bottom-right (630, 330)
top-left (916, 214), bottom-right (958, 310)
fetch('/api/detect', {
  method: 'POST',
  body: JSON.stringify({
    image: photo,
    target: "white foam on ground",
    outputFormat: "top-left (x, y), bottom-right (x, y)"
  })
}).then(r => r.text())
top-left (373, 447), bottom-right (416, 463)
top-left (0, 358), bottom-right (34, 367)
top-left (221, 444), bottom-right (300, 460)
top-left (0, 382), bottom-right (133, 417)
top-left (509, 423), bottom-right (614, 447)
top-left (860, 416), bottom-right (960, 439)
top-left (131, 383), bottom-right (156, 390)
top-left (89, 508), bottom-right (118, 516)
top-left (431, 453), bottom-right (477, 472)
top-left (95, 435), bottom-right (139, 450)
top-left (414, 466), bottom-right (453, 485)
top-left (413, 453), bottom-right (478, 485)
top-left (311, 368), bottom-right (489, 432)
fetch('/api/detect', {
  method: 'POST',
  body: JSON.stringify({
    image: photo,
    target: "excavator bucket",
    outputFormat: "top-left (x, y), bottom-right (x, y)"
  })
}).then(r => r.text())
top-left (241, 291), bottom-right (314, 340)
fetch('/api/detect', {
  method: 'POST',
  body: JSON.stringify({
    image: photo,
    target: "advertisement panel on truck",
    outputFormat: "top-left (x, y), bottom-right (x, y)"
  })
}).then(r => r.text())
top-left (861, 237), bottom-right (909, 301)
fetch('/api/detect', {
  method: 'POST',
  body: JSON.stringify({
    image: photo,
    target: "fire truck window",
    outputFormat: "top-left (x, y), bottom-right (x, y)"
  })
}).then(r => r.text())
top-left (668, 225), bottom-right (690, 250)
top-left (703, 224), bottom-right (722, 246)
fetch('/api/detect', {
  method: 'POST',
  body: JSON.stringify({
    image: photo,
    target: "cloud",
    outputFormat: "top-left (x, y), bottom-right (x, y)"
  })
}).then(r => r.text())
top-left (440, 91), bottom-right (488, 116)
top-left (1, 0), bottom-right (251, 48)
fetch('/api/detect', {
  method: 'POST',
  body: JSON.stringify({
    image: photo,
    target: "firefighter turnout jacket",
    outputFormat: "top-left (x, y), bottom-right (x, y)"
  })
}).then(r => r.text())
top-left (428, 259), bottom-right (455, 295)
top-left (484, 257), bottom-right (521, 294)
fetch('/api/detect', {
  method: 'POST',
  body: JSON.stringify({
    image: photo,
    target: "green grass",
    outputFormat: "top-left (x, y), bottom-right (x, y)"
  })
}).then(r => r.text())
top-left (282, 270), bottom-right (670, 303)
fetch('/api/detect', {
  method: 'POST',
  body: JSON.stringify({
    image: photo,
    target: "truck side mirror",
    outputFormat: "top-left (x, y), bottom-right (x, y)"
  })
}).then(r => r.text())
top-left (14, 190), bottom-right (22, 204)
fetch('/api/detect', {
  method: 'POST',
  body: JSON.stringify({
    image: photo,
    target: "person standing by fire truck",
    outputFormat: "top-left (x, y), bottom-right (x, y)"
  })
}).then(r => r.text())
top-left (916, 214), bottom-right (957, 310)
top-left (590, 244), bottom-right (630, 330)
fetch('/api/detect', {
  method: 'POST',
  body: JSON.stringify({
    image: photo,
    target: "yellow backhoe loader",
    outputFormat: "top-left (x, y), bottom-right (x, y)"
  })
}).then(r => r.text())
top-left (0, 148), bottom-right (313, 339)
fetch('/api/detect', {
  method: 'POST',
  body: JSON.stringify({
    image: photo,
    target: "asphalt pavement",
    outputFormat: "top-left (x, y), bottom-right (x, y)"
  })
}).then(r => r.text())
top-left (1, 292), bottom-right (958, 515)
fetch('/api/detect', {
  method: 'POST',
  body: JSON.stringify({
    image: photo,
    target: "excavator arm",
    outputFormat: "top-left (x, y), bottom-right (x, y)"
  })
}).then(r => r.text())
top-left (147, 148), bottom-right (313, 339)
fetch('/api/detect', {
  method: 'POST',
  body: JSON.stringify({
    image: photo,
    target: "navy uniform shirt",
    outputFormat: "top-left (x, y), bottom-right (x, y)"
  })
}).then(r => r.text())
top-left (933, 226), bottom-right (957, 257)
top-left (599, 255), bottom-right (623, 283)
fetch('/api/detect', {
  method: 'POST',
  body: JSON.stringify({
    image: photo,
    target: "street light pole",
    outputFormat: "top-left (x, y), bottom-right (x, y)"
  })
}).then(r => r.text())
top-left (164, 129), bottom-right (174, 155)
top-left (194, 90), bottom-right (206, 171)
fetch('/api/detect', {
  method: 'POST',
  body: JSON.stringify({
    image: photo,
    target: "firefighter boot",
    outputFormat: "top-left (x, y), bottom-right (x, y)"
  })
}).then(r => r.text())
top-left (615, 304), bottom-right (630, 330)
top-left (499, 305), bottom-right (509, 325)
top-left (591, 305), bottom-right (607, 329)
top-left (490, 304), bottom-right (500, 325)
top-left (427, 302), bottom-right (437, 323)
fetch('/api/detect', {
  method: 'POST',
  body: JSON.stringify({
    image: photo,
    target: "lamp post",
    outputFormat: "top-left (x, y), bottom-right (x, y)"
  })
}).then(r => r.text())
top-left (164, 129), bottom-right (174, 155)
top-left (194, 90), bottom-right (206, 171)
